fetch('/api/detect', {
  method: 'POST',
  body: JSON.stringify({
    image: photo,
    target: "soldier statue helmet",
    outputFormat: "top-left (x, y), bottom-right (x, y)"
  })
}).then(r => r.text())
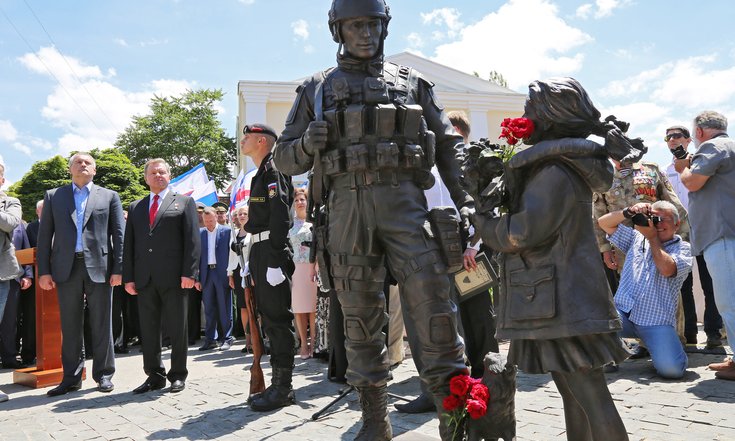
top-left (328, 0), bottom-right (391, 44)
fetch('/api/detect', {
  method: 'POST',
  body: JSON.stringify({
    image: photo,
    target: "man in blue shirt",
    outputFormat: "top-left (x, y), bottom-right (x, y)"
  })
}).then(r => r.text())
top-left (599, 200), bottom-right (692, 378)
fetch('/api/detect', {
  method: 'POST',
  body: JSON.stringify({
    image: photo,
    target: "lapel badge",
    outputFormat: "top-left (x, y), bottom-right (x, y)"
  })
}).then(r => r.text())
top-left (268, 182), bottom-right (277, 198)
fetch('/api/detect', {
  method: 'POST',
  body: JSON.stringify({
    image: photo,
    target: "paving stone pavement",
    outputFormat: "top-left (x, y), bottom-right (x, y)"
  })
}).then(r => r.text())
top-left (0, 335), bottom-right (732, 441)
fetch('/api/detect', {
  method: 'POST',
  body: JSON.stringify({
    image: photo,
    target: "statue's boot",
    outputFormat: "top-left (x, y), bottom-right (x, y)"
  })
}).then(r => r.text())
top-left (250, 367), bottom-right (295, 411)
top-left (355, 386), bottom-right (392, 441)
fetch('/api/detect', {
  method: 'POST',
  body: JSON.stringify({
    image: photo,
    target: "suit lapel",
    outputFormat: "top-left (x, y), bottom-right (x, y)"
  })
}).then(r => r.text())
top-left (151, 191), bottom-right (176, 231)
top-left (82, 184), bottom-right (98, 229)
top-left (64, 185), bottom-right (78, 229)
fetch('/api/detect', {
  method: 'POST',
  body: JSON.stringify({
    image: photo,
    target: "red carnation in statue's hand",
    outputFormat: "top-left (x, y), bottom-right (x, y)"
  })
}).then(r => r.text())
top-left (466, 398), bottom-right (488, 419)
top-left (443, 394), bottom-right (462, 412)
top-left (449, 375), bottom-right (472, 396)
top-left (470, 383), bottom-right (489, 402)
top-left (509, 117), bottom-right (535, 139)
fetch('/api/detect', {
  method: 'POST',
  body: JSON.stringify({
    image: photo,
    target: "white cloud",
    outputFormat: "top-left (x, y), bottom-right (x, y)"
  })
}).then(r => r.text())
top-left (421, 8), bottom-right (464, 39)
top-left (114, 38), bottom-right (129, 47)
top-left (291, 19), bottom-right (309, 41)
top-left (575, 0), bottom-right (628, 20)
top-left (430, 0), bottom-right (593, 89)
top-left (0, 120), bottom-right (18, 142)
top-left (594, 0), bottom-right (624, 18)
top-left (575, 4), bottom-right (593, 19)
top-left (407, 32), bottom-right (424, 49)
top-left (238, 0), bottom-right (255, 4)
top-left (18, 47), bottom-right (194, 156)
top-left (304, 44), bottom-right (315, 54)
top-left (12, 142), bottom-right (32, 156)
top-left (600, 54), bottom-right (735, 109)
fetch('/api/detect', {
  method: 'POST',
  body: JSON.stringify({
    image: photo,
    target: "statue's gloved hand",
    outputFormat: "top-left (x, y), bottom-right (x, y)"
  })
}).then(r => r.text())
top-left (266, 267), bottom-right (286, 286)
top-left (302, 121), bottom-right (328, 156)
top-left (459, 205), bottom-right (475, 234)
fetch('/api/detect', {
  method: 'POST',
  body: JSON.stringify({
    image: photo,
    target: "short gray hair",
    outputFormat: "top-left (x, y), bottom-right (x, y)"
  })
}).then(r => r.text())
top-left (652, 200), bottom-right (679, 224)
top-left (144, 158), bottom-right (171, 174)
top-left (202, 206), bottom-right (216, 215)
top-left (36, 200), bottom-right (44, 209)
top-left (694, 111), bottom-right (728, 131)
top-left (68, 152), bottom-right (96, 168)
top-left (0, 163), bottom-right (5, 177)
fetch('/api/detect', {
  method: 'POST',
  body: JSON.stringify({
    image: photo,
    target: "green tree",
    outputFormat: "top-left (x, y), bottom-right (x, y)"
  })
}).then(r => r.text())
top-left (8, 155), bottom-right (69, 221)
top-left (472, 70), bottom-right (509, 88)
top-left (89, 148), bottom-right (148, 209)
top-left (488, 70), bottom-right (509, 88)
top-left (8, 148), bottom-right (147, 221)
top-left (115, 88), bottom-right (237, 188)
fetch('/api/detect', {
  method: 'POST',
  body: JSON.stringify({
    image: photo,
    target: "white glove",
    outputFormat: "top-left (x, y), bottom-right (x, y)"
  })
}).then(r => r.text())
top-left (266, 267), bottom-right (286, 286)
top-left (240, 262), bottom-right (250, 278)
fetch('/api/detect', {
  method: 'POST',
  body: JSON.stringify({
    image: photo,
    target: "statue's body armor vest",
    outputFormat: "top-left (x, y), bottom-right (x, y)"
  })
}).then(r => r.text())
top-left (318, 62), bottom-right (436, 188)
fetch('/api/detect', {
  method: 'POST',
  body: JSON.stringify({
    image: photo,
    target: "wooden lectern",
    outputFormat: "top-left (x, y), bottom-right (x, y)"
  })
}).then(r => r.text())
top-left (13, 247), bottom-right (85, 388)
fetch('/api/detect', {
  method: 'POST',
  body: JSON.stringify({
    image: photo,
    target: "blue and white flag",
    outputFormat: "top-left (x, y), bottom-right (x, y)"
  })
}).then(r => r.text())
top-left (169, 162), bottom-right (219, 206)
top-left (229, 167), bottom-right (257, 214)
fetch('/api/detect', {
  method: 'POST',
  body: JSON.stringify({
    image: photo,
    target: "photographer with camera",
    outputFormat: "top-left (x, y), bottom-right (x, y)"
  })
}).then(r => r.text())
top-left (664, 125), bottom-right (723, 348)
top-left (599, 201), bottom-right (692, 378)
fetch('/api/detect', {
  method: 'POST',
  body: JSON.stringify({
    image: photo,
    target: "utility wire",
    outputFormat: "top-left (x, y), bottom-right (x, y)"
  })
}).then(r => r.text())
top-left (22, 0), bottom-right (121, 133)
top-left (0, 4), bottom-right (107, 137)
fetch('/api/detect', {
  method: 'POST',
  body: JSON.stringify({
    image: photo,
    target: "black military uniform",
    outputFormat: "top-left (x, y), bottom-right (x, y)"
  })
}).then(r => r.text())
top-left (273, 1), bottom-right (471, 440)
top-left (244, 149), bottom-right (295, 410)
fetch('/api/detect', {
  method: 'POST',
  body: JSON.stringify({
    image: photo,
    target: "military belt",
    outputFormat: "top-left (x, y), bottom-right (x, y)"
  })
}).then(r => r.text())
top-left (251, 231), bottom-right (270, 243)
top-left (330, 169), bottom-right (418, 189)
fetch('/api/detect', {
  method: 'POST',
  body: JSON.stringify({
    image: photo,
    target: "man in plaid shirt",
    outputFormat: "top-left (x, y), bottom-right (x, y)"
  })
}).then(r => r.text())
top-left (599, 200), bottom-right (692, 378)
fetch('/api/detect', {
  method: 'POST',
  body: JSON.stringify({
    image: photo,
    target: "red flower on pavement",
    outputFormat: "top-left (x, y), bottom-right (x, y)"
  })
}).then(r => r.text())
top-left (470, 383), bottom-right (489, 402)
top-left (443, 394), bottom-right (462, 412)
top-left (449, 374), bottom-right (472, 396)
top-left (443, 374), bottom-right (491, 438)
top-left (466, 398), bottom-right (488, 419)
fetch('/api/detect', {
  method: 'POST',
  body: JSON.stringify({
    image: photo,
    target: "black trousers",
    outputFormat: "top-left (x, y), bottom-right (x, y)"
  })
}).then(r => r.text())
top-left (137, 283), bottom-right (188, 382)
top-left (186, 288), bottom-right (202, 343)
top-left (18, 279), bottom-right (36, 363)
top-left (249, 241), bottom-right (294, 369)
top-left (55, 257), bottom-right (115, 383)
top-left (0, 280), bottom-right (21, 364)
top-left (681, 255), bottom-right (723, 338)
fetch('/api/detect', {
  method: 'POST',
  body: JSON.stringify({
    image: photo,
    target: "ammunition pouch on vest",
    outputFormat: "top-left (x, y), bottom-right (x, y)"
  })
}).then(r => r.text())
top-left (319, 64), bottom-right (437, 190)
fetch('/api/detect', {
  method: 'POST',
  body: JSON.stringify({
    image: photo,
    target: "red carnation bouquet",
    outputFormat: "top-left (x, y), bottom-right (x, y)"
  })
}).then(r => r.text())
top-left (499, 117), bottom-right (534, 146)
top-left (443, 374), bottom-right (490, 439)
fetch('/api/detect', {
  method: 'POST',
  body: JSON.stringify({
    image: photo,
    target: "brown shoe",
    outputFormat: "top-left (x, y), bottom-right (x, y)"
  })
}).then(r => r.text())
top-left (715, 366), bottom-right (735, 381)
top-left (708, 359), bottom-right (735, 371)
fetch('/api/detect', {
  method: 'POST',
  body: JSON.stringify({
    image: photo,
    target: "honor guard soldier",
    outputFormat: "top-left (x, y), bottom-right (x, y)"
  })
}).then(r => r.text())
top-left (273, 1), bottom-right (473, 439)
top-left (240, 123), bottom-right (296, 411)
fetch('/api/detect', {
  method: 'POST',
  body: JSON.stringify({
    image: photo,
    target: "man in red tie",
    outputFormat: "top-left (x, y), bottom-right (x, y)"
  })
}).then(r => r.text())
top-left (123, 158), bottom-right (200, 394)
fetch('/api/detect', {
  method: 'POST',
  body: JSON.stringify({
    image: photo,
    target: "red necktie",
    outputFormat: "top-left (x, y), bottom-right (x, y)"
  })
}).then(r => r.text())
top-left (149, 194), bottom-right (159, 227)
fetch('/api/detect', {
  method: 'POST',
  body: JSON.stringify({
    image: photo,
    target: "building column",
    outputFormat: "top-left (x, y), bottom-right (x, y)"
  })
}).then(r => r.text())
top-left (469, 107), bottom-right (489, 141)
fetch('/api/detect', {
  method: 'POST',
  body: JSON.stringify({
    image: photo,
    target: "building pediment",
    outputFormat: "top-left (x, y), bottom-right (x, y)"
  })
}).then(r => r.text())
top-left (386, 52), bottom-right (523, 96)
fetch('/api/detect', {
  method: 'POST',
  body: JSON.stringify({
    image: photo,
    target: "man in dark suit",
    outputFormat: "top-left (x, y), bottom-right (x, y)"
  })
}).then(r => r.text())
top-left (37, 152), bottom-right (124, 396)
top-left (194, 207), bottom-right (234, 351)
top-left (0, 223), bottom-right (33, 369)
top-left (123, 158), bottom-right (200, 394)
top-left (25, 200), bottom-right (42, 247)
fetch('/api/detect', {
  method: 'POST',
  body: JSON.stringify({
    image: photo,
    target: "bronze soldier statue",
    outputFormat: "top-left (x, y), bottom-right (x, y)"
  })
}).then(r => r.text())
top-left (273, 1), bottom-right (472, 439)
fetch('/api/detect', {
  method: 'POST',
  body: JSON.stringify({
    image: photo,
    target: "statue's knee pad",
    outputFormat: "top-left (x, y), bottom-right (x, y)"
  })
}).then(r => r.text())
top-left (428, 312), bottom-right (456, 346)
top-left (343, 315), bottom-right (370, 343)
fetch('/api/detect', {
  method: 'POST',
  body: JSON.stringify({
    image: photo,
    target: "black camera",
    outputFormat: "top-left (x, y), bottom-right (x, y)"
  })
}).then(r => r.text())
top-left (631, 213), bottom-right (662, 227)
top-left (671, 144), bottom-right (688, 160)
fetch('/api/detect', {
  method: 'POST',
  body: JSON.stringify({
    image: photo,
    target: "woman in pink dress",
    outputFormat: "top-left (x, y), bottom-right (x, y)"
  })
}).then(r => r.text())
top-left (288, 188), bottom-right (318, 359)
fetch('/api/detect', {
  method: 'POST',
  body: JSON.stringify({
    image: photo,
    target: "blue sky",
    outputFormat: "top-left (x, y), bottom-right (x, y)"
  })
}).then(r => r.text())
top-left (2, 0), bottom-right (734, 188)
